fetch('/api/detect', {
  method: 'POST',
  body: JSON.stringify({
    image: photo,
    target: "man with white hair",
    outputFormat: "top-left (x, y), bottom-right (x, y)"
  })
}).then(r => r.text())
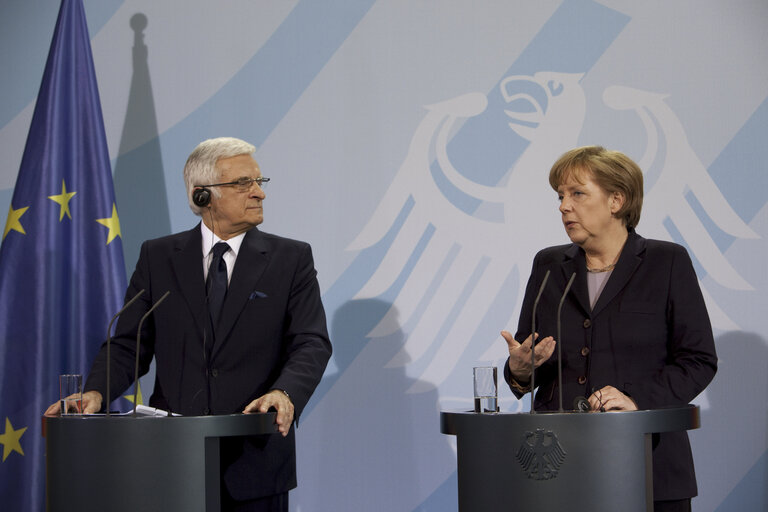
top-left (51, 137), bottom-right (332, 511)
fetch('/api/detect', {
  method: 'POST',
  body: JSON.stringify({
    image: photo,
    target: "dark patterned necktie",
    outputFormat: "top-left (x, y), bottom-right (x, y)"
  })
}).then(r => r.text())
top-left (206, 242), bottom-right (230, 329)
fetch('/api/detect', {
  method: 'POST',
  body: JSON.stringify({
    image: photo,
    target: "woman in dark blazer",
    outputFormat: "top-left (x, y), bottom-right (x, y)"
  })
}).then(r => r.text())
top-left (503, 146), bottom-right (717, 512)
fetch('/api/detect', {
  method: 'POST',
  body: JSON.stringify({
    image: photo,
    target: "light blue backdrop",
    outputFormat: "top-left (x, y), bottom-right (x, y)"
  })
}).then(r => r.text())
top-left (2, 1), bottom-right (766, 510)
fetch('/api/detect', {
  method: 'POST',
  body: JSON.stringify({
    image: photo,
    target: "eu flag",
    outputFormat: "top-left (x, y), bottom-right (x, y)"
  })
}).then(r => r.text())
top-left (0, 1), bottom-right (127, 509)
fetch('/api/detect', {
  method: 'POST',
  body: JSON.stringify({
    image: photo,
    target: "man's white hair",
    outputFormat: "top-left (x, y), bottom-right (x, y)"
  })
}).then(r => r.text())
top-left (183, 137), bottom-right (257, 215)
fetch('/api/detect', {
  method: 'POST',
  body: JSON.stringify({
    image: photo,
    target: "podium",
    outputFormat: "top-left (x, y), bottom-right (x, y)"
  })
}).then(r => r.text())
top-left (44, 413), bottom-right (278, 512)
top-left (441, 406), bottom-right (699, 512)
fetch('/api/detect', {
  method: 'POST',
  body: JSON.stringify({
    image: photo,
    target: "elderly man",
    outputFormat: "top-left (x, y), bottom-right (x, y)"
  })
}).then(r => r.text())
top-left (49, 137), bottom-right (332, 511)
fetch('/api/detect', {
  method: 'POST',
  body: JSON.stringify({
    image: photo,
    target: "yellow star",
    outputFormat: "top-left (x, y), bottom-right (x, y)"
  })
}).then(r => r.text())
top-left (0, 417), bottom-right (27, 461)
top-left (95, 203), bottom-right (122, 245)
top-left (123, 381), bottom-right (143, 405)
top-left (48, 180), bottom-right (77, 221)
top-left (3, 205), bottom-right (29, 240)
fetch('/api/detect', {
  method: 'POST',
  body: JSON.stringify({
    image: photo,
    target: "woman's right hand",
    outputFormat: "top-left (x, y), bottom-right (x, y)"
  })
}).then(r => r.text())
top-left (501, 331), bottom-right (556, 383)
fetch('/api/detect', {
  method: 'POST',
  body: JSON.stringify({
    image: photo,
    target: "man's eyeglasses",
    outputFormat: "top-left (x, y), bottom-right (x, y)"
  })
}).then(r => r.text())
top-left (198, 177), bottom-right (270, 192)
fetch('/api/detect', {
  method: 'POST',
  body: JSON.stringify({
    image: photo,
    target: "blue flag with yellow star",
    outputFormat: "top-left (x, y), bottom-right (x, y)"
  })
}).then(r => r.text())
top-left (0, 0), bottom-right (127, 509)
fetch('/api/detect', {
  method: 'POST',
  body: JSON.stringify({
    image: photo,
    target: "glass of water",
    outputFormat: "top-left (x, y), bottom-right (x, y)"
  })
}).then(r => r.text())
top-left (59, 374), bottom-right (82, 415)
top-left (473, 366), bottom-right (498, 413)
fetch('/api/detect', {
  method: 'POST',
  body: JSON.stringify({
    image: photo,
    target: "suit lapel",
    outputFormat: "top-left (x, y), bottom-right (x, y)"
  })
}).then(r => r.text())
top-left (562, 244), bottom-right (591, 317)
top-left (591, 231), bottom-right (645, 317)
top-left (171, 226), bottom-right (208, 336)
top-left (212, 228), bottom-right (270, 356)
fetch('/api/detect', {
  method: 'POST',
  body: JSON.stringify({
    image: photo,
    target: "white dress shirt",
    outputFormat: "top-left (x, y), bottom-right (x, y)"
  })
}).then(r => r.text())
top-left (200, 222), bottom-right (246, 285)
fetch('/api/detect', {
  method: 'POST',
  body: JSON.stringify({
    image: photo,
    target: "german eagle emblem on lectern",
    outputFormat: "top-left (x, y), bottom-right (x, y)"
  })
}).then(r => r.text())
top-left (515, 428), bottom-right (567, 480)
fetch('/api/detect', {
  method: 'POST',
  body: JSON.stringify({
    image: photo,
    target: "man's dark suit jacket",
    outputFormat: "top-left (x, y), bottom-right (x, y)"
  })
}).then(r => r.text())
top-left (504, 229), bottom-right (717, 501)
top-left (86, 225), bottom-right (332, 500)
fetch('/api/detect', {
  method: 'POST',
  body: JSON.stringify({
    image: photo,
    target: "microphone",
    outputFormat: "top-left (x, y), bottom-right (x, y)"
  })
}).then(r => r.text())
top-left (574, 389), bottom-right (606, 412)
top-left (573, 396), bottom-right (590, 412)
top-left (529, 270), bottom-right (550, 414)
top-left (557, 272), bottom-right (576, 412)
top-left (105, 289), bottom-right (145, 416)
top-left (132, 291), bottom-right (171, 416)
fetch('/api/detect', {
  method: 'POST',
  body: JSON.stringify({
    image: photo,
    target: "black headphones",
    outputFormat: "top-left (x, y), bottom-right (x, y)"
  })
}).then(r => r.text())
top-left (192, 186), bottom-right (211, 207)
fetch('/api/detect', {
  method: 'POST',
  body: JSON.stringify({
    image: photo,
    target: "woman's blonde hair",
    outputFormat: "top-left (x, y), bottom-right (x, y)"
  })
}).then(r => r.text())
top-left (549, 146), bottom-right (644, 229)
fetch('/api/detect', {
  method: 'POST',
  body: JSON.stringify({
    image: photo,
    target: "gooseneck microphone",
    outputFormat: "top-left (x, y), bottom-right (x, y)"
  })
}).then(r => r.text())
top-left (557, 272), bottom-right (576, 412)
top-left (105, 289), bottom-right (145, 416)
top-left (529, 270), bottom-right (551, 414)
top-left (132, 291), bottom-right (171, 416)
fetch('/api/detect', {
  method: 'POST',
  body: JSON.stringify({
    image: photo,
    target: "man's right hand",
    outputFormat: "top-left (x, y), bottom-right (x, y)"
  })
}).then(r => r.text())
top-left (45, 390), bottom-right (104, 416)
top-left (501, 330), bottom-right (556, 383)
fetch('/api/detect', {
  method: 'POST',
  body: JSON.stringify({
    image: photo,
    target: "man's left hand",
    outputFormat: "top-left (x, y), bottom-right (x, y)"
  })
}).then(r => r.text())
top-left (243, 390), bottom-right (294, 437)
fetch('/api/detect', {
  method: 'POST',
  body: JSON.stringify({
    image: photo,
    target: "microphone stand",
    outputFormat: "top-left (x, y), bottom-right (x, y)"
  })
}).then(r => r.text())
top-left (557, 272), bottom-right (576, 412)
top-left (529, 270), bottom-right (550, 414)
top-left (132, 291), bottom-right (170, 416)
top-left (105, 289), bottom-right (145, 416)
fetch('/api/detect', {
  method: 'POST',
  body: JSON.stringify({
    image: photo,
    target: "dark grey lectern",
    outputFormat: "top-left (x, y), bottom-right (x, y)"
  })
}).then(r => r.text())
top-left (44, 413), bottom-right (278, 512)
top-left (441, 406), bottom-right (699, 512)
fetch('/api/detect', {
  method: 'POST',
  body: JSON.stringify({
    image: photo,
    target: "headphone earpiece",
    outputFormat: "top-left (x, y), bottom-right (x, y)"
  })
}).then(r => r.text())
top-left (192, 187), bottom-right (211, 208)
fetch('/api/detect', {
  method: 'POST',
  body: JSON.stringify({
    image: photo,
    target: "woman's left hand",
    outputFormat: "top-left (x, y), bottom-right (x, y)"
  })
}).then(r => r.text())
top-left (588, 385), bottom-right (638, 411)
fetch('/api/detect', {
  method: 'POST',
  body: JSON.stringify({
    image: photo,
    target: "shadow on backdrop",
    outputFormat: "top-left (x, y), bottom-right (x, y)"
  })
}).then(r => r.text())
top-left (694, 331), bottom-right (768, 511)
top-left (295, 298), bottom-right (456, 512)
top-left (113, 13), bottom-right (171, 275)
